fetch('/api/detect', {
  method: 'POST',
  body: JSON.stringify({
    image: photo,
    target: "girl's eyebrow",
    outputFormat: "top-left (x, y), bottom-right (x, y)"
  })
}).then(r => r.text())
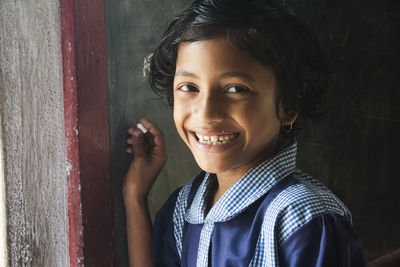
top-left (175, 69), bottom-right (256, 82)
top-left (175, 69), bottom-right (199, 78)
top-left (219, 71), bottom-right (256, 82)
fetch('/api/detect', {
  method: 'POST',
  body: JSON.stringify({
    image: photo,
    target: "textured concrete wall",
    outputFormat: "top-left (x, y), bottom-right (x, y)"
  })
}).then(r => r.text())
top-left (0, 1), bottom-right (69, 266)
top-left (0, 116), bottom-right (8, 266)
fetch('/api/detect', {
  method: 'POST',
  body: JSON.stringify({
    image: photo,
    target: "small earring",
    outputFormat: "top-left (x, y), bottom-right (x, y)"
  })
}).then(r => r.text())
top-left (283, 122), bottom-right (293, 134)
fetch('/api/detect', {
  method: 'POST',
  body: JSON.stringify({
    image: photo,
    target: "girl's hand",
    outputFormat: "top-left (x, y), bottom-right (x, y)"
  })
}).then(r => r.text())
top-left (124, 117), bottom-right (163, 267)
top-left (123, 118), bottom-right (167, 205)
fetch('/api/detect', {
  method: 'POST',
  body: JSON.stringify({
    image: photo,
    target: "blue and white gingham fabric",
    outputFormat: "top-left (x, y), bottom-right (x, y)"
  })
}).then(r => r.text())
top-left (172, 175), bottom-right (197, 258)
top-left (248, 171), bottom-right (352, 266)
top-left (172, 141), bottom-right (352, 266)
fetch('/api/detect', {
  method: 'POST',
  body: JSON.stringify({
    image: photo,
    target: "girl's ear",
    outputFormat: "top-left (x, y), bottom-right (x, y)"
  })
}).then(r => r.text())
top-left (283, 112), bottom-right (299, 126)
top-left (281, 112), bottom-right (299, 134)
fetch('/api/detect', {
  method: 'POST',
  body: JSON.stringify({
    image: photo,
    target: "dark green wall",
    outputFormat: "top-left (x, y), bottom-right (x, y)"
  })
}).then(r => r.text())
top-left (105, 1), bottom-right (196, 265)
top-left (286, 0), bottom-right (400, 260)
top-left (105, 0), bottom-right (400, 265)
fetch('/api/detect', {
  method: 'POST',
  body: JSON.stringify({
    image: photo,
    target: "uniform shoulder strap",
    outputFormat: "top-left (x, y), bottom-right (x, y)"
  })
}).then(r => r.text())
top-left (172, 171), bottom-right (206, 258)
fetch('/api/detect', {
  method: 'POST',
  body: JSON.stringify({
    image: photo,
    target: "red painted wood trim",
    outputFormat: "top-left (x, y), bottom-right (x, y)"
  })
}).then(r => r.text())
top-left (61, 0), bottom-right (114, 266)
top-left (73, 0), bottom-right (115, 266)
top-left (60, 0), bottom-right (85, 266)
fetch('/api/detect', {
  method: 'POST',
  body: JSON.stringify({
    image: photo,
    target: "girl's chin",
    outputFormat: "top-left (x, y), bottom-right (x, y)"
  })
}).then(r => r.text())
top-left (193, 155), bottom-right (237, 175)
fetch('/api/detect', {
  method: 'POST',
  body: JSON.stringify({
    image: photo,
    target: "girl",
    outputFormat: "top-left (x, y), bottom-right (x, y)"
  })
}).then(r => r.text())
top-left (123, 0), bottom-right (366, 266)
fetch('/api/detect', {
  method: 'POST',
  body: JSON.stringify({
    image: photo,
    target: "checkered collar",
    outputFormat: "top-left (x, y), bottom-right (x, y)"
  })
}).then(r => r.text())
top-left (185, 141), bottom-right (297, 224)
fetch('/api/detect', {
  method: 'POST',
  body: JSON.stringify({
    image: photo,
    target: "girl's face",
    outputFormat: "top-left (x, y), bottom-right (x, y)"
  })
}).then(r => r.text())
top-left (173, 36), bottom-right (284, 179)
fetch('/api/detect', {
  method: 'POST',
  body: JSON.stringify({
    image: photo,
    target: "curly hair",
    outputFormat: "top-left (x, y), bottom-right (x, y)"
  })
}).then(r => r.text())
top-left (149, 0), bottom-right (330, 139)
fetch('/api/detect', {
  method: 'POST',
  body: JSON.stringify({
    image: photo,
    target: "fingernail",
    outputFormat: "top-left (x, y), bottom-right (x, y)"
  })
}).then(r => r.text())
top-left (133, 130), bottom-right (142, 137)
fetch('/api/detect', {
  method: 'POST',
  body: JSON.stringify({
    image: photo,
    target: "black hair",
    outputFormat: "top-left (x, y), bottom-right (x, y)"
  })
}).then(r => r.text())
top-left (149, 0), bottom-right (330, 140)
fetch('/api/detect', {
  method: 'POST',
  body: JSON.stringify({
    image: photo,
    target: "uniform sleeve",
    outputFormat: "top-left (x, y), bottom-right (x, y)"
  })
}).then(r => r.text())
top-left (278, 214), bottom-right (366, 267)
top-left (152, 188), bottom-right (181, 267)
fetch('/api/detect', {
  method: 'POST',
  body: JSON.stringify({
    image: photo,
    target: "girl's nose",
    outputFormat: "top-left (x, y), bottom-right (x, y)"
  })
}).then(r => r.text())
top-left (193, 91), bottom-right (225, 124)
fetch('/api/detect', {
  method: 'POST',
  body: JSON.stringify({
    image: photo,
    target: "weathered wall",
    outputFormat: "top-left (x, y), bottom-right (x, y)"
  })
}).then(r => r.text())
top-left (0, 1), bottom-right (69, 266)
top-left (0, 116), bottom-right (8, 266)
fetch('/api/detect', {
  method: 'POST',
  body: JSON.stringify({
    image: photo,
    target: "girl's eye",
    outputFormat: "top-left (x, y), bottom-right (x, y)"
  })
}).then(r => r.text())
top-left (226, 85), bottom-right (249, 93)
top-left (178, 84), bottom-right (198, 92)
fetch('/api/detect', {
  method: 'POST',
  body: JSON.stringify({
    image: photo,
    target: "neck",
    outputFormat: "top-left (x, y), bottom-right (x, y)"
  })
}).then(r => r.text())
top-left (212, 141), bottom-right (281, 205)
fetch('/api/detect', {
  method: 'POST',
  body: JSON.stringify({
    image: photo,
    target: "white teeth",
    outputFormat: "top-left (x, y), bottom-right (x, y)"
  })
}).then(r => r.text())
top-left (195, 132), bottom-right (238, 145)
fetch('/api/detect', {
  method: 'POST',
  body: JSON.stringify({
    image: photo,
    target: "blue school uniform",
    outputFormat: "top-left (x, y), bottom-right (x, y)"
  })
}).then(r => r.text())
top-left (152, 141), bottom-right (366, 266)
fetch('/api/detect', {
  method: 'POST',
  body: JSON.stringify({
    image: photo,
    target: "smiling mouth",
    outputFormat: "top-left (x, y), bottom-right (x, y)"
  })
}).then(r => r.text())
top-left (192, 131), bottom-right (240, 145)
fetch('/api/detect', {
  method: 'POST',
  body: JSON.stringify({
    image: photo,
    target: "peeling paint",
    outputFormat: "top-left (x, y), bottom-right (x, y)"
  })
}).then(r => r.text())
top-left (142, 53), bottom-right (153, 78)
top-left (66, 161), bottom-right (73, 177)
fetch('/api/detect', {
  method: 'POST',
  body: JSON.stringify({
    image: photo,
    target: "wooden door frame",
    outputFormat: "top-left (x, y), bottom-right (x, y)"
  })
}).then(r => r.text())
top-left (60, 0), bottom-right (114, 266)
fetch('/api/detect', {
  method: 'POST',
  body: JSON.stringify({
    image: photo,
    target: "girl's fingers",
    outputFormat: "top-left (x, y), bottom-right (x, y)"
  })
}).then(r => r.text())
top-left (139, 118), bottom-right (158, 135)
top-left (126, 119), bottom-right (167, 161)
top-left (129, 128), bottom-right (147, 158)
top-left (140, 118), bottom-right (166, 151)
top-left (127, 127), bottom-right (152, 151)
top-left (144, 132), bottom-right (155, 148)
